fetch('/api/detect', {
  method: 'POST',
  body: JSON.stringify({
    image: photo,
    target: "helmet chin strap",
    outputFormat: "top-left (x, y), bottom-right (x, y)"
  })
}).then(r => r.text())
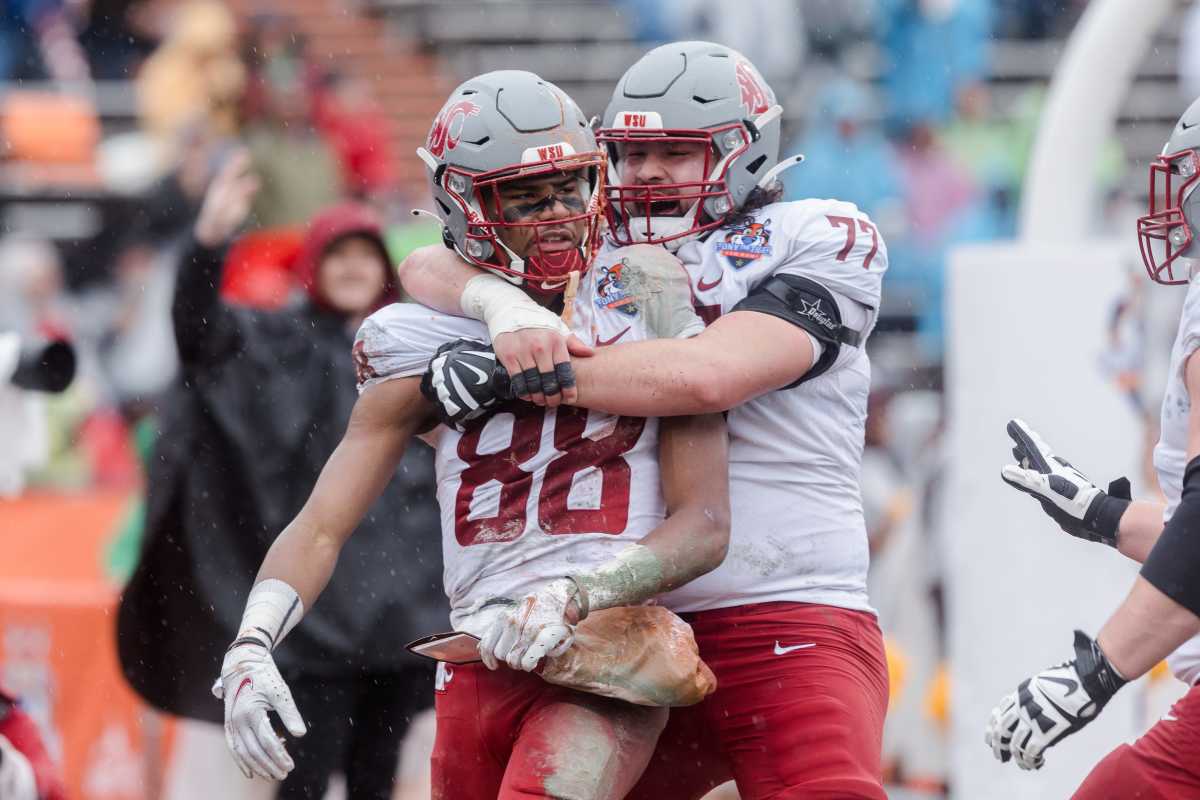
top-left (496, 237), bottom-right (585, 293)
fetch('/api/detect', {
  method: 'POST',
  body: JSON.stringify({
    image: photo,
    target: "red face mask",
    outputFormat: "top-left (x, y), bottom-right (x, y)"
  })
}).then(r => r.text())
top-left (1138, 149), bottom-right (1200, 286)
top-left (441, 153), bottom-right (607, 294)
top-left (598, 123), bottom-right (749, 247)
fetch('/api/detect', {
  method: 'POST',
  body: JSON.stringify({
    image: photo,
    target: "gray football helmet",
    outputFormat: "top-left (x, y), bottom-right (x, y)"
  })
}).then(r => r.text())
top-left (1139, 95), bottom-right (1200, 285)
top-left (598, 41), bottom-right (796, 249)
top-left (417, 70), bottom-right (605, 293)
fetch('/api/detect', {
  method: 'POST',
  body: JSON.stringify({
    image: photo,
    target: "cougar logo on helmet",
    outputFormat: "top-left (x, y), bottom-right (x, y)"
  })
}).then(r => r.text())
top-left (427, 100), bottom-right (481, 158)
top-left (736, 61), bottom-right (771, 116)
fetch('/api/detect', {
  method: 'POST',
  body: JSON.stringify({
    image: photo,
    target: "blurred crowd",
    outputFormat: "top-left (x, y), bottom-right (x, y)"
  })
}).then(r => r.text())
top-left (0, 0), bottom-right (434, 500)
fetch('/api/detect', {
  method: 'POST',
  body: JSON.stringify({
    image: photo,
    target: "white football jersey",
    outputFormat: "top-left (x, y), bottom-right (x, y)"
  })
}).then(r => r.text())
top-left (354, 247), bottom-right (702, 635)
top-left (1152, 272), bottom-right (1200, 684)
top-left (603, 198), bottom-right (887, 614)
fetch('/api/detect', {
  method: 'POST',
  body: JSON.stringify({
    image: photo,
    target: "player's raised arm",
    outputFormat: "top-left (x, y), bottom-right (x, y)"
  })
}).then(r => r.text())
top-left (212, 375), bottom-right (432, 782)
top-left (986, 353), bottom-right (1200, 771)
top-left (998, 418), bottom-right (1165, 561)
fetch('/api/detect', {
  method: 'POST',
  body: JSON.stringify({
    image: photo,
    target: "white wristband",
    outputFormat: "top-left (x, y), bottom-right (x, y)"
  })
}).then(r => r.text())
top-left (236, 578), bottom-right (304, 651)
top-left (460, 273), bottom-right (569, 339)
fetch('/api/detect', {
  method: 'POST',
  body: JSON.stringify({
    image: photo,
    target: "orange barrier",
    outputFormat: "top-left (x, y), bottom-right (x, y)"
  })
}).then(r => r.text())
top-left (0, 490), bottom-right (174, 800)
top-left (0, 91), bottom-right (99, 164)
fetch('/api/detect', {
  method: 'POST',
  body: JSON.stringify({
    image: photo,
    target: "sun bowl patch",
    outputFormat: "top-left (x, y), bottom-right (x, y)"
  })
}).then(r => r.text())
top-left (594, 259), bottom-right (639, 315)
top-left (716, 220), bottom-right (772, 269)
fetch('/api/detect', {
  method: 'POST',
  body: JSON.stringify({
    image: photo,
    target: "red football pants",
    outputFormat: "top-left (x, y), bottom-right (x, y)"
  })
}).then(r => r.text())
top-left (430, 661), bottom-right (666, 799)
top-left (627, 602), bottom-right (890, 800)
top-left (1073, 683), bottom-right (1200, 799)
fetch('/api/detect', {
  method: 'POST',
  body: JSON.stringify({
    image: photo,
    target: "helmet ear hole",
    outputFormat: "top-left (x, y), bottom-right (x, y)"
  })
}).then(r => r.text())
top-left (746, 155), bottom-right (767, 175)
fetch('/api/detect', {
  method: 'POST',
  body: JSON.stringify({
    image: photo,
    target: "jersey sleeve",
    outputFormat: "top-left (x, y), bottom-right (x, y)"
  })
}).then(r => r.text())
top-left (353, 303), bottom-right (487, 394)
top-left (768, 200), bottom-right (888, 309)
top-left (595, 244), bottom-right (704, 340)
top-left (1178, 291), bottom-right (1200, 381)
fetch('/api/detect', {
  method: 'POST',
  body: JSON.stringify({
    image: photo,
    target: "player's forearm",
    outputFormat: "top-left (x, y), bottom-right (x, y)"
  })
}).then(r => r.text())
top-left (638, 412), bottom-right (731, 591)
top-left (572, 413), bottom-right (730, 612)
top-left (572, 311), bottom-right (813, 417)
top-left (398, 245), bottom-right (477, 315)
top-left (1097, 576), bottom-right (1200, 678)
top-left (571, 340), bottom-right (737, 417)
top-left (1116, 500), bottom-right (1167, 562)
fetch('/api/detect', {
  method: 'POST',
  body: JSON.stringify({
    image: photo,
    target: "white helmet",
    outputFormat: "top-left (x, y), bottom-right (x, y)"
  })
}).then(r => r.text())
top-left (598, 41), bottom-right (795, 250)
top-left (418, 70), bottom-right (606, 293)
top-left (1139, 95), bottom-right (1200, 285)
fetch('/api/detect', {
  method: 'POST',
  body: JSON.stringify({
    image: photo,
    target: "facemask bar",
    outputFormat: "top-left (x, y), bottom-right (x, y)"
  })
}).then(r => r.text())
top-left (1138, 149), bottom-right (1200, 286)
top-left (598, 122), bottom-right (750, 248)
top-left (440, 152), bottom-right (607, 293)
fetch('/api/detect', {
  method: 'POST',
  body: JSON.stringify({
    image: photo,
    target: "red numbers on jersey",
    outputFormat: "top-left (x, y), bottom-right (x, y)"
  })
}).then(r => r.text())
top-left (453, 405), bottom-right (645, 546)
top-left (826, 215), bottom-right (879, 270)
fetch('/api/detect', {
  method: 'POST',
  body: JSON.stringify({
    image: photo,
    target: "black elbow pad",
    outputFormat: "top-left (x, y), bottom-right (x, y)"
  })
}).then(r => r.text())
top-left (1141, 455), bottom-right (1200, 618)
top-left (731, 274), bottom-right (864, 388)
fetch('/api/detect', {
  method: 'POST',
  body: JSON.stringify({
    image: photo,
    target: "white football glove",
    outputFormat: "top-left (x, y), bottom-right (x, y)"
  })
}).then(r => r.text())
top-left (1000, 419), bottom-right (1130, 547)
top-left (478, 578), bottom-right (581, 672)
top-left (0, 734), bottom-right (38, 800)
top-left (212, 640), bottom-right (307, 781)
top-left (985, 630), bottom-right (1126, 770)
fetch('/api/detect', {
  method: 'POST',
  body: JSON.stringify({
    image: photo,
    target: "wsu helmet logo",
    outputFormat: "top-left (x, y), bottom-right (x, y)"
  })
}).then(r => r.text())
top-left (735, 61), bottom-right (771, 116)
top-left (427, 100), bottom-right (481, 158)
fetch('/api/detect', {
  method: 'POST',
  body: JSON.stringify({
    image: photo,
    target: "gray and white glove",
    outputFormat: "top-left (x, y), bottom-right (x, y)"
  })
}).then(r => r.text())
top-left (421, 339), bottom-right (514, 431)
top-left (1000, 419), bottom-right (1131, 547)
top-left (212, 638), bottom-right (307, 781)
top-left (477, 578), bottom-right (581, 672)
top-left (985, 630), bottom-right (1127, 770)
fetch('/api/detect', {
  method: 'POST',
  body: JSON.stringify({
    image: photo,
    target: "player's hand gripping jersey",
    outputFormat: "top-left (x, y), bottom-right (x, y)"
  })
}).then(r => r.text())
top-left (623, 198), bottom-right (887, 613)
top-left (355, 246), bottom-right (702, 634)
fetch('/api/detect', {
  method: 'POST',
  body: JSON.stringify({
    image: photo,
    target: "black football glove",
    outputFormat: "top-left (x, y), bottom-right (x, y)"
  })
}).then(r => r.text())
top-left (1000, 419), bottom-right (1131, 547)
top-left (420, 339), bottom-right (513, 431)
top-left (985, 630), bottom-right (1127, 770)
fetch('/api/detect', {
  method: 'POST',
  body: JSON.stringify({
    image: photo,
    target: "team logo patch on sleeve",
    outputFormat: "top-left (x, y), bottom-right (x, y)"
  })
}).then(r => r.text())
top-left (594, 259), bottom-right (639, 315)
top-left (352, 339), bottom-right (378, 387)
top-left (716, 220), bottom-right (773, 269)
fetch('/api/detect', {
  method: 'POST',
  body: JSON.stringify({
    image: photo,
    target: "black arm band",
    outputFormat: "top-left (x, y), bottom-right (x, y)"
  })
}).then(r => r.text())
top-left (1141, 455), bottom-right (1200, 618)
top-left (731, 274), bottom-right (864, 388)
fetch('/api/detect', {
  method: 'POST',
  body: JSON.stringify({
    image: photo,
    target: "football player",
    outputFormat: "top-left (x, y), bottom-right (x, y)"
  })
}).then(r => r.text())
top-left (210, 70), bottom-right (731, 800)
top-left (408, 42), bottom-right (891, 799)
top-left (983, 97), bottom-right (1200, 794)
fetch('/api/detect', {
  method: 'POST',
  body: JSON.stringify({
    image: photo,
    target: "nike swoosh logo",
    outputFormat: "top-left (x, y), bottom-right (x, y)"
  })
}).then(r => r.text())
top-left (459, 362), bottom-right (490, 386)
top-left (596, 327), bottom-right (630, 347)
top-left (697, 274), bottom-right (723, 291)
top-left (233, 676), bottom-right (253, 704)
top-left (774, 641), bottom-right (816, 655)
top-left (1041, 675), bottom-right (1079, 697)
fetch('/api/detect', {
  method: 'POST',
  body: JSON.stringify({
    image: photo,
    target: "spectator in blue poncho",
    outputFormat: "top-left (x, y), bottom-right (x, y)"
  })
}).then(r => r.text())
top-left (782, 78), bottom-right (904, 225)
top-left (875, 0), bottom-right (990, 129)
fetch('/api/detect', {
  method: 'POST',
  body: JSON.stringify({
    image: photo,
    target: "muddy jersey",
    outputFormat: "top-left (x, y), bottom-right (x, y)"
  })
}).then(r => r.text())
top-left (1153, 274), bottom-right (1200, 684)
top-left (602, 198), bottom-right (887, 614)
top-left (354, 246), bottom-right (702, 634)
